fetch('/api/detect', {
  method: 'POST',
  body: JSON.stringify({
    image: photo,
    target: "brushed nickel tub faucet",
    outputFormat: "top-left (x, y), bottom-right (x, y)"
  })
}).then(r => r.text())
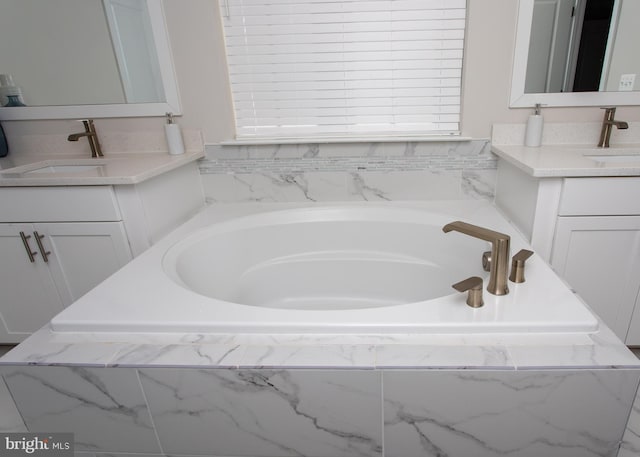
top-left (68, 119), bottom-right (103, 158)
top-left (443, 221), bottom-right (510, 296)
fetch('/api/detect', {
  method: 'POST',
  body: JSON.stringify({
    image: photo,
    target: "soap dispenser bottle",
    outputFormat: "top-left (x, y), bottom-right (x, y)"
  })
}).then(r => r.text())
top-left (524, 104), bottom-right (544, 147)
top-left (164, 112), bottom-right (185, 155)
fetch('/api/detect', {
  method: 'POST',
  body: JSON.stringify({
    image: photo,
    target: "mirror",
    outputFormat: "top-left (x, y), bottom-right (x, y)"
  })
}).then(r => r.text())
top-left (510, 0), bottom-right (640, 107)
top-left (0, 0), bottom-right (180, 120)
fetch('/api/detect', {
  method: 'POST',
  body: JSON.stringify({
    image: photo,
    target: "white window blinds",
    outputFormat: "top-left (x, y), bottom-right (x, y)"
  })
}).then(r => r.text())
top-left (220, 0), bottom-right (466, 140)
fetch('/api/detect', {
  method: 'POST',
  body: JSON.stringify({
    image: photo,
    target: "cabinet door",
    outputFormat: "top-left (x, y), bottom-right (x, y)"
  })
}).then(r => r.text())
top-left (35, 222), bottom-right (133, 305)
top-left (0, 224), bottom-right (64, 343)
top-left (551, 216), bottom-right (640, 342)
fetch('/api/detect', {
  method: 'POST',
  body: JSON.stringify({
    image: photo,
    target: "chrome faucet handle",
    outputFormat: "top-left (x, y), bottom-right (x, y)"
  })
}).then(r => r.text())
top-left (452, 276), bottom-right (484, 308)
top-left (509, 249), bottom-right (534, 283)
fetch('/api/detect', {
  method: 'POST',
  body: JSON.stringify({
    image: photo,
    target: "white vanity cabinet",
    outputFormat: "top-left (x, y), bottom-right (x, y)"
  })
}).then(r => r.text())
top-left (0, 187), bottom-right (133, 343)
top-left (0, 160), bottom-right (205, 343)
top-left (496, 160), bottom-right (640, 344)
top-left (551, 214), bottom-right (640, 341)
top-left (0, 224), bottom-right (64, 340)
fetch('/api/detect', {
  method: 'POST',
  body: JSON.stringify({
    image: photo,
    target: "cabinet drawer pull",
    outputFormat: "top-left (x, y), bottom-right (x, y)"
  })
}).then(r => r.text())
top-left (19, 231), bottom-right (38, 263)
top-left (33, 231), bottom-right (51, 263)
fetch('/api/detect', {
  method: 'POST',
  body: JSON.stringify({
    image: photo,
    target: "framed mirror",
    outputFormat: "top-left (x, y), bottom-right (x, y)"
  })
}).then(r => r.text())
top-left (510, 0), bottom-right (640, 107)
top-left (0, 0), bottom-right (180, 120)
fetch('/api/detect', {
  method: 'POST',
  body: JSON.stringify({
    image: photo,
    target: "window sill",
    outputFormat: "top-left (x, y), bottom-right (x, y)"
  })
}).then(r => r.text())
top-left (220, 135), bottom-right (474, 146)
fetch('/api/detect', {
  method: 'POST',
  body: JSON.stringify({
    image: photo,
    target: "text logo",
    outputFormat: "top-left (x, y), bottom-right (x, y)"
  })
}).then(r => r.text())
top-left (1, 434), bottom-right (73, 457)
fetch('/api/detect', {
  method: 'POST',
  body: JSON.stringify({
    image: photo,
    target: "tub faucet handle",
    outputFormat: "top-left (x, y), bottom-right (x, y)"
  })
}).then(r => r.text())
top-left (452, 276), bottom-right (484, 308)
top-left (509, 249), bottom-right (534, 283)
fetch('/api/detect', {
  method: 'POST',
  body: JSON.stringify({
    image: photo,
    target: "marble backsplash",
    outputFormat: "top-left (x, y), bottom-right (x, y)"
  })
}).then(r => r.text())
top-left (6, 129), bottom-right (204, 155)
top-left (199, 140), bottom-right (497, 202)
top-left (492, 121), bottom-right (640, 146)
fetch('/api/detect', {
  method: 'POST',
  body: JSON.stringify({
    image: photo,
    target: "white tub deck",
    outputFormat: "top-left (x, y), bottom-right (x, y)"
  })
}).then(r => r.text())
top-left (49, 201), bottom-right (598, 335)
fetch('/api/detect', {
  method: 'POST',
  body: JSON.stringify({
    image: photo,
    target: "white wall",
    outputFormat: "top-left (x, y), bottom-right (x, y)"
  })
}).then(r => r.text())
top-left (2, 0), bottom-right (639, 146)
top-left (162, 0), bottom-right (235, 143)
top-left (604, 0), bottom-right (640, 92)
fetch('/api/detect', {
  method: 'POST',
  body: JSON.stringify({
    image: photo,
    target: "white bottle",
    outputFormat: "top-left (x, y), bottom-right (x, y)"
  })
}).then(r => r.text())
top-left (524, 104), bottom-right (544, 147)
top-left (164, 112), bottom-right (185, 155)
top-left (0, 74), bottom-right (24, 106)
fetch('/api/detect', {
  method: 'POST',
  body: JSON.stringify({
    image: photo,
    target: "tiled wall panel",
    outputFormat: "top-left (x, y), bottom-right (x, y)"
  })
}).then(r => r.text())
top-left (200, 140), bottom-right (497, 202)
top-left (2, 366), bottom-right (160, 454)
top-left (384, 370), bottom-right (639, 457)
top-left (138, 368), bottom-right (383, 457)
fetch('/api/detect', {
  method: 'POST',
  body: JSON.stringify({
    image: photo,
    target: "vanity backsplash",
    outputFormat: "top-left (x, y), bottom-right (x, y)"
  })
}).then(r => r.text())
top-left (493, 121), bottom-right (640, 146)
top-left (5, 129), bottom-right (203, 156)
top-left (199, 140), bottom-right (497, 202)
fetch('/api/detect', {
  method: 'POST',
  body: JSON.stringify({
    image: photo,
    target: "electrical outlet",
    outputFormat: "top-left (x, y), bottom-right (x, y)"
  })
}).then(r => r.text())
top-left (619, 74), bottom-right (636, 91)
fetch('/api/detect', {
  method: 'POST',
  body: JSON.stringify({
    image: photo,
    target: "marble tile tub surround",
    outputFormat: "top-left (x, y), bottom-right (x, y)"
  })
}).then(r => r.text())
top-left (384, 369), bottom-right (639, 457)
top-left (2, 311), bottom-right (640, 456)
top-left (2, 364), bottom-right (639, 457)
top-left (3, 315), bottom-right (639, 370)
top-left (2, 199), bottom-right (639, 371)
top-left (2, 198), bottom-right (640, 456)
top-left (200, 140), bottom-right (497, 202)
top-left (492, 122), bottom-right (640, 146)
top-left (621, 383), bottom-right (640, 457)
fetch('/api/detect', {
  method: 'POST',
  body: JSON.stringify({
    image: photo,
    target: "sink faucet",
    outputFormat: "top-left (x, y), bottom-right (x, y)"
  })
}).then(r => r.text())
top-left (598, 107), bottom-right (628, 148)
top-left (67, 119), bottom-right (103, 158)
top-left (442, 221), bottom-right (510, 296)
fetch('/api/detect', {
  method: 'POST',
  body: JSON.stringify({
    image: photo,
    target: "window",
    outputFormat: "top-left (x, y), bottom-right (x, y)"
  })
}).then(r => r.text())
top-left (220, 0), bottom-right (466, 140)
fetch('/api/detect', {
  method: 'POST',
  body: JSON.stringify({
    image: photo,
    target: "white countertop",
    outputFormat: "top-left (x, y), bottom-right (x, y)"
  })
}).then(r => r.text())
top-left (491, 144), bottom-right (640, 177)
top-left (0, 150), bottom-right (204, 186)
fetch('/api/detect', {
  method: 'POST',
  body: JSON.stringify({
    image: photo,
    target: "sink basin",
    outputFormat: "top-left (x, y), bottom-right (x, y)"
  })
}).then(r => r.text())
top-left (585, 154), bottom-right (640, 163)
top-left (0, 159), bottom-right (109, 176)
top-left (25, 164), bottom-right (104, 174)
top-left (579, 147), bottom-right (640, 164)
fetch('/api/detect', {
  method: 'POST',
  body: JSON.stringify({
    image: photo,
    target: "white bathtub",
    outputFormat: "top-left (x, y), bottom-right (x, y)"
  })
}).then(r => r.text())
top-left (50, 202), bottom-right (599, 334)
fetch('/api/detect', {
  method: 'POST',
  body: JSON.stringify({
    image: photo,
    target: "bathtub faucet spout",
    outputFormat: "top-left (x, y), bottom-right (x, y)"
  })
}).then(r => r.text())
top-left (442, 221), bottom-right (510, 296)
